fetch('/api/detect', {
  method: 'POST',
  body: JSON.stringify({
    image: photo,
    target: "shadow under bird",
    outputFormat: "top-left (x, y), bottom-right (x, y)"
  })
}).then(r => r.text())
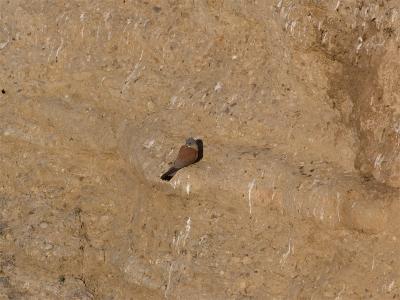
top-left (161, 137), bottom-right (202, 181)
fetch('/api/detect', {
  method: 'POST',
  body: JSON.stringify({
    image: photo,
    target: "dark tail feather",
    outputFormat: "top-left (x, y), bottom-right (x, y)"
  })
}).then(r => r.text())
top-left (161, 167), bottom-right (179, 181)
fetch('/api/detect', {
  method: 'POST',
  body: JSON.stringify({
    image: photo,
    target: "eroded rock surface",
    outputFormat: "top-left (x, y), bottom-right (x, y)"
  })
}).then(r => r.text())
top-left (1, 0), bottom-right (400, 299)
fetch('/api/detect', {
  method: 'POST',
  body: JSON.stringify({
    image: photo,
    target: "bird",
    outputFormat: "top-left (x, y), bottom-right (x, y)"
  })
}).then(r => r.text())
top-left (161, 137), bottom-right (199, 181)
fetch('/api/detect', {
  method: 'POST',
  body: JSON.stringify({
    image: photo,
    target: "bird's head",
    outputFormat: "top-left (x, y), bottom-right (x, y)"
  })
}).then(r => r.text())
top-left (185, 137), bottom-right (198, 150)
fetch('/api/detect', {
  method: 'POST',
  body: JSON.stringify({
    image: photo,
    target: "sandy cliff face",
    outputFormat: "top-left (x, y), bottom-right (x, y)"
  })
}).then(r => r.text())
top-left (1, 0), bottom-right (400, 299)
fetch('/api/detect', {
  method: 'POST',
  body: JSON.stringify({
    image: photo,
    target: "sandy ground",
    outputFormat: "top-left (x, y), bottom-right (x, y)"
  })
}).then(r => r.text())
top-left (1, 0), bottom-right (400, 299)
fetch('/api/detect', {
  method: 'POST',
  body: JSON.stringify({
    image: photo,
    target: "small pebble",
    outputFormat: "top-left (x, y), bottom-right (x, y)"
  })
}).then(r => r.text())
top-left (39, 222), bottom-right (49, 229)
top-left (242, 256), bottom-right (252, 265)
top-left (232, 257), bottom-right (241, 264)
top-left (147, 100), bottom-right (155, 113)
top-left (214, 82), bottom-right (223, 92)
top-left (44, 243), bottom-right (53, 250)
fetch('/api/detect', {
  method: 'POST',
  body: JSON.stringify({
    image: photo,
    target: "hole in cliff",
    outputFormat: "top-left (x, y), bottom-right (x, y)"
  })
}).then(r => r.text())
top-left (195, 139), bottom-right (203, 163)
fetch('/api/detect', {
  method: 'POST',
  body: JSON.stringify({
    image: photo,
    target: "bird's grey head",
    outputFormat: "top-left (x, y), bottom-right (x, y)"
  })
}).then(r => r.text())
top-left (185, 137), bottom-right (198, 150)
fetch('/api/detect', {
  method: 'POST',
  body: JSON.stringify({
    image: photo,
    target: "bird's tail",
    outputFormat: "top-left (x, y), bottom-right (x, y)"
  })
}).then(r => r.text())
top-left (161, 167), bottom-right (179, 181)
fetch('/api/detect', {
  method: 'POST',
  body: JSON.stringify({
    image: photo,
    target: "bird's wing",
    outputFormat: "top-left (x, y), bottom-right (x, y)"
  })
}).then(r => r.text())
top-left (174, 146), bottom-right (198, 169)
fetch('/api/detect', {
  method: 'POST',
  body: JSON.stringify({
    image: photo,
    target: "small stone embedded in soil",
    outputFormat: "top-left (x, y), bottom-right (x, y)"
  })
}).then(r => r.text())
top-left (242, 256), bottom-right (252, 265)
top-left (44, 243), bottom-right (53, 250)
top-left (1, 89), bottom-right (5, 94)
top-left (232, 257), bottom-right (241, 264)
top-left (147, 101), bottom-right (155, 113)
top-left (39, 221), bottom-right (49, 229)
